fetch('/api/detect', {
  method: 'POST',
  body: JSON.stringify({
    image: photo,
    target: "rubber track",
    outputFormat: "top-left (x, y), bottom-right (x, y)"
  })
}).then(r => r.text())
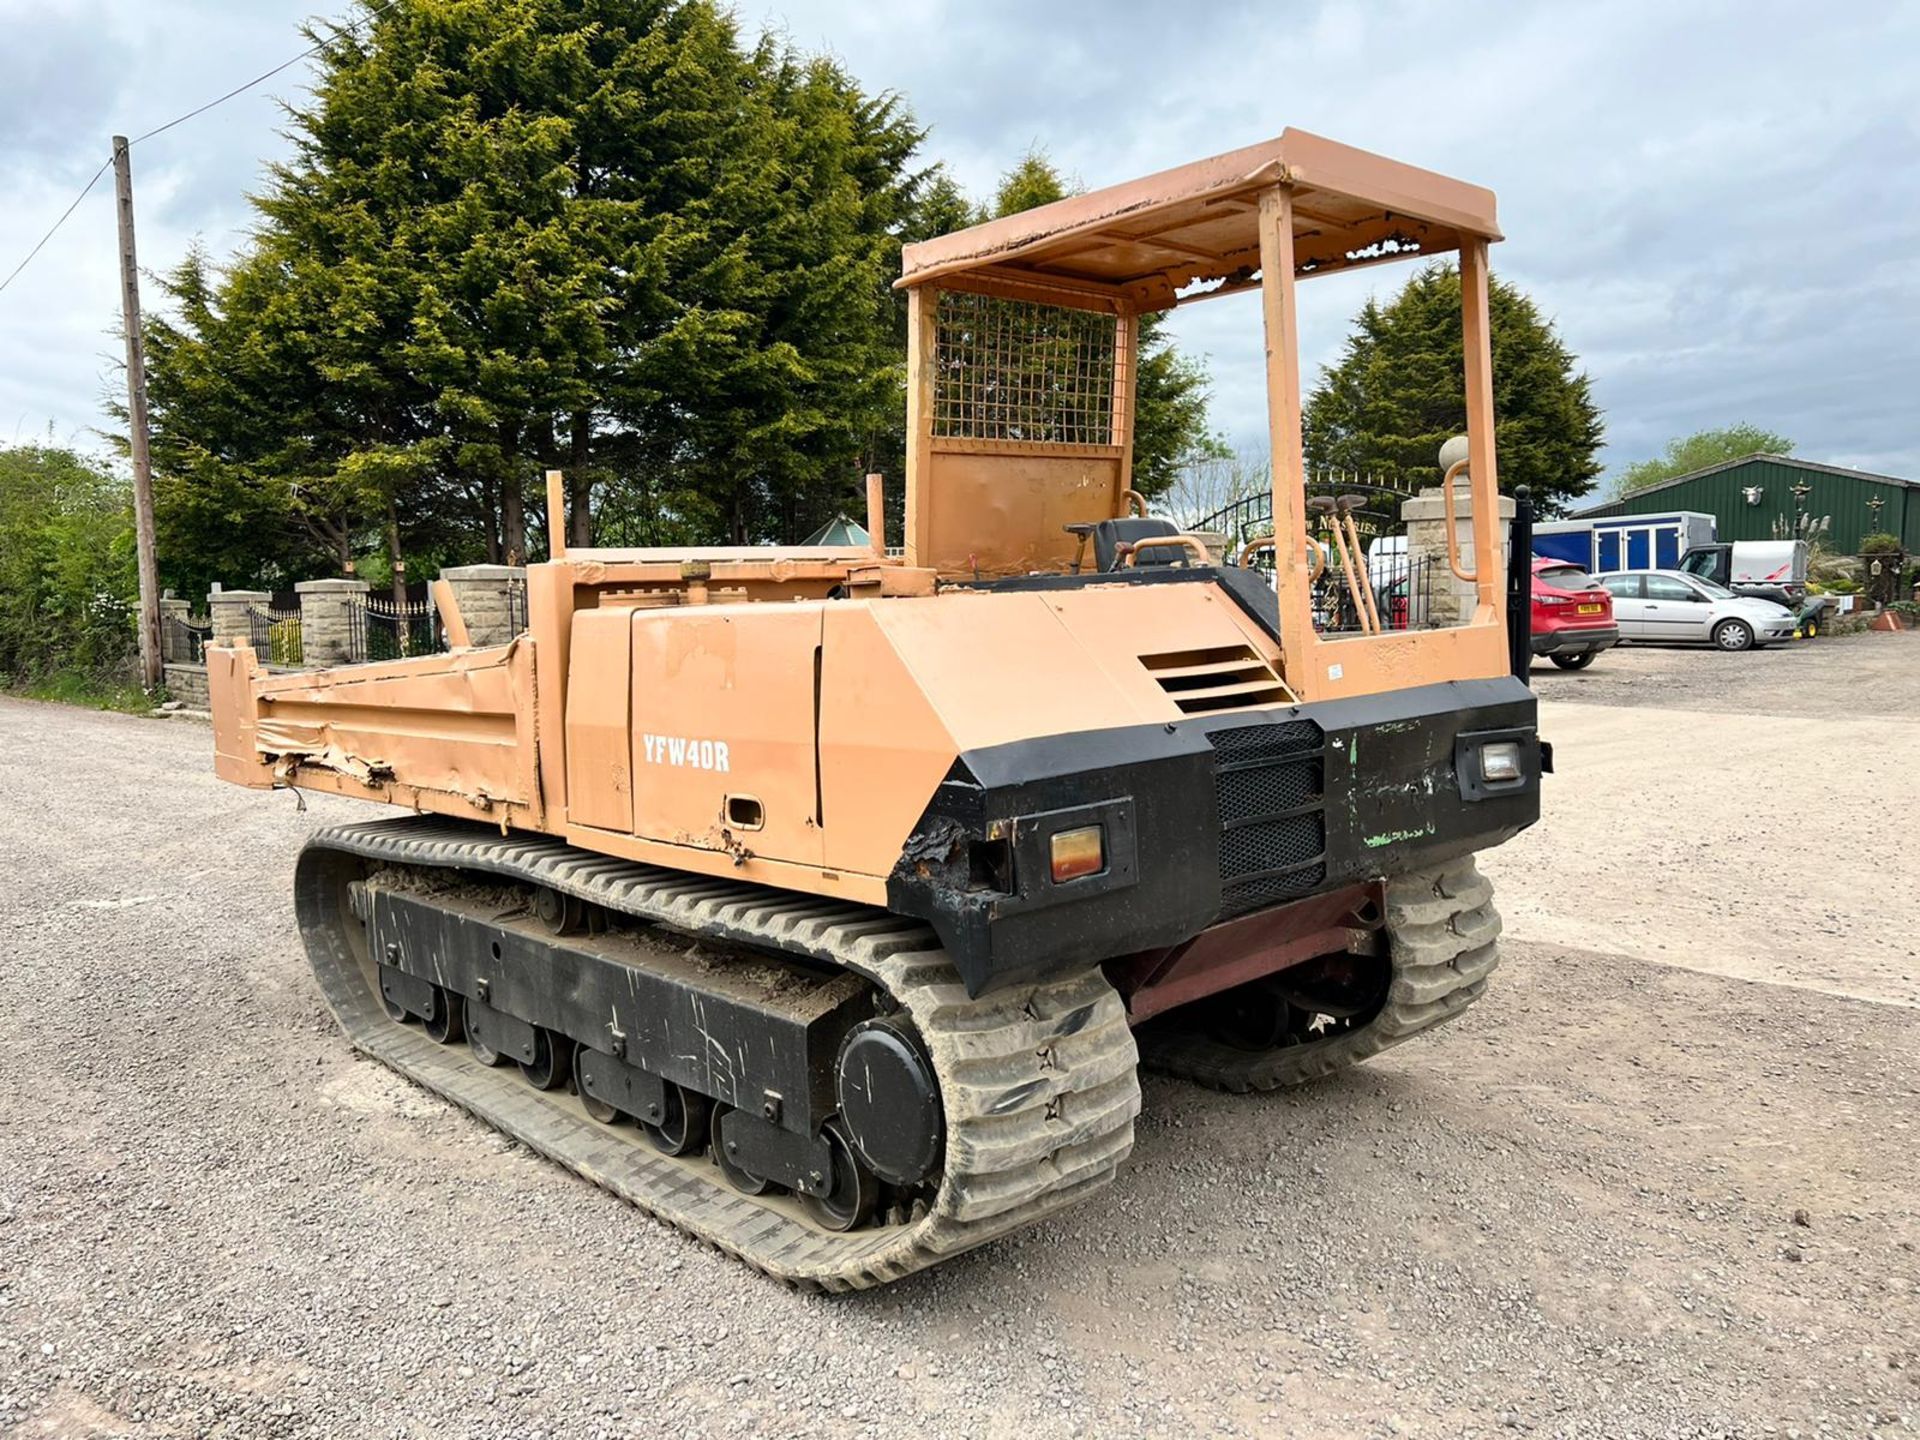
top-left (1138, 856), bottom-right (1500, 1092)
top-left (294, 817), bottom-right (1140, 1291)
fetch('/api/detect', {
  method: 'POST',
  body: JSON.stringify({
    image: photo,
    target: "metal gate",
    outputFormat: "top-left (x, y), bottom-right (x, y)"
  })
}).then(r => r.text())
top-left (506, 576), bottom-right (529, 637)
top-left (346, 594), bottom-right (446, 663)
top-left (1194, 476), bottom-right (1437, 634)
top-left (247, 605), bottom-right (303, 665)
top-left (162, 615), bottom-right (212, 664)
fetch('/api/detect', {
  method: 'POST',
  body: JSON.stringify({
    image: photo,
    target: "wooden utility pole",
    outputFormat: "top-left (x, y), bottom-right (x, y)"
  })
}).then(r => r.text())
top-left (113, 135), bottom-right (163, 690)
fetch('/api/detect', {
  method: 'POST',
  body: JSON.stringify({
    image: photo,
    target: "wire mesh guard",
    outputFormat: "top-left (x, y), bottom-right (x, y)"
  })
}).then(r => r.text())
top-left (932, 291), bottom-right (1118, 445)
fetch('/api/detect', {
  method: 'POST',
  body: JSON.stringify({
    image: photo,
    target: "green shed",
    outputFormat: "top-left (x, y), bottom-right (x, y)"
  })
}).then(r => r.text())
top-left (1576, 454), bottom-right (1920, 554)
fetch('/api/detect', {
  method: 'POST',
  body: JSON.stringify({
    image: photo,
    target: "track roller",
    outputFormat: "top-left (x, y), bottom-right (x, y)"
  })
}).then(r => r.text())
top-left (522, 1027), bottom-right (572, 1092)
top-left (709, 1105), bottom-right (773, 1196)
top-left (801, 1119), bottom-right (879, 1233)
top-left (422, 985), bottom-right (463, 1045)
top-left (574, 1045), bottom-right (620, 1124)
top-left (466, 997), bottom-right (506, 1067)
top-left (640, 1081), bottom-right (708, 1158)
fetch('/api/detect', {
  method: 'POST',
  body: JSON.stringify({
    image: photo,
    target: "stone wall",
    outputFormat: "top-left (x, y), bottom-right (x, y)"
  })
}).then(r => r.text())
top-left (163, 663), bottom-right (210, 710)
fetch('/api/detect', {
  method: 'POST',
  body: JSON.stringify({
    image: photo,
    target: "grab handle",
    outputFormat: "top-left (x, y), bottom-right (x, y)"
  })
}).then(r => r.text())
top-left (1122, 535), bottom-right (1213, 567)
top-left (1238, 534), bottom-right (1327, 584)
top-left (1439, 457), bottom-right (1477, 583)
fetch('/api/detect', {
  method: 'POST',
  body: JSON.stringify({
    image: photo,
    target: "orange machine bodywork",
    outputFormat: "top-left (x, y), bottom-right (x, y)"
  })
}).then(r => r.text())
top-left (211, 125), bottom-right (1520, 919)
top-left (213, 561), bottom-right (1288, 904)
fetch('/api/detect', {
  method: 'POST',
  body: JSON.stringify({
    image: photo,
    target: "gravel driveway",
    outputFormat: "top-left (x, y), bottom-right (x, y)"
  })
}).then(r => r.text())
top-left (1, 635), bottom-right (1915, 1439)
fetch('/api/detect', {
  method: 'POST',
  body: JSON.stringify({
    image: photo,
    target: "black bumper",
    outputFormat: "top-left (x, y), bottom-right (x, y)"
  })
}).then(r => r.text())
top-left (1532, 625), bottom-right (1619, 656)
top-left (887, 677), bottom-right (1542, 996)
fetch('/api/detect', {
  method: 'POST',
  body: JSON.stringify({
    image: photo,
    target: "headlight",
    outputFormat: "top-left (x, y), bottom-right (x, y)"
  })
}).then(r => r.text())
top-left (1479, 741), bottom-right (1524, 784)
top-left (1049, 825), bottom-right (1106, 882)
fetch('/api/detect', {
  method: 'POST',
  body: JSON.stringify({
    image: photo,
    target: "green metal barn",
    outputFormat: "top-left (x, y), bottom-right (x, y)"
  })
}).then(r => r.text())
top-left (1576, 454), bottom-right (1920, 554)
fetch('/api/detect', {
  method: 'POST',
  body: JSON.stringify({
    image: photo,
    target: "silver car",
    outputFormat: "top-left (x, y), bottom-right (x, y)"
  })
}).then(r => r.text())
top-left (1594, 570), bottom-right (1797, 652)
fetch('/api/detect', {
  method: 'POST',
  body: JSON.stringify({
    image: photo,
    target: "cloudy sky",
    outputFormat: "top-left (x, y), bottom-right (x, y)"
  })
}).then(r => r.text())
top-left (2, 0), bottom-right (1916, 489)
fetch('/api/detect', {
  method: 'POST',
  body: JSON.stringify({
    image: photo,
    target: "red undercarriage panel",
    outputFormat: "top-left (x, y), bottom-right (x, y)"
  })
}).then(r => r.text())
top-left (1108, 881), bottom-right (1385, 1024)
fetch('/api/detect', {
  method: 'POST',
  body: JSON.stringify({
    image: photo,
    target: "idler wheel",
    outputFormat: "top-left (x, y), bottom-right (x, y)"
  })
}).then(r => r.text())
top-left (422, 985), bottom-right (464, 1045)
top-left (641, 1082), bottom-right (709, 1158)
top-left (835, 1017), bottom-right (943, 1188)
top-left (799, 1119), bottom-right (879, 1233)
top-left (522, 1027), bottom-right (573, 1092)
top-left (710, 1105), bottom-right (773, 1196)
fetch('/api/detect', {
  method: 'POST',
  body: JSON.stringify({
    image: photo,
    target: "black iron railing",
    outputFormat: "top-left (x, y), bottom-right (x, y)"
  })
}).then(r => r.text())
top-left (162, 615), bottom-right (212, 664)
top-left (1206, 477), bottom-right (1439, 636)
top-left (346, 594), bottom-right (446, 663)
top-left (1192, 489), bottom-right (1275, 552)
top-left (1236, 548), bottom-right (1441, 635)
top-left (247, 606), bottom-right (303, 665)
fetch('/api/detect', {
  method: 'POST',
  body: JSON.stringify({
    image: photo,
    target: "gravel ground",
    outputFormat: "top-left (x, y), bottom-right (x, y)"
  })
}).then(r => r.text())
top-left (1526, 629), bottom-right (1920, 717)
top-left (1496, 631), bottom-right (1920, 1010)
top-left (2, 635), bottom-right (1917, 1439)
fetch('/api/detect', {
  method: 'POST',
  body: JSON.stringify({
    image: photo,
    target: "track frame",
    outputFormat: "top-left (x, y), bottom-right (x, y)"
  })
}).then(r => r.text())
top-left (296, 816), bottom-right (1142, 1291)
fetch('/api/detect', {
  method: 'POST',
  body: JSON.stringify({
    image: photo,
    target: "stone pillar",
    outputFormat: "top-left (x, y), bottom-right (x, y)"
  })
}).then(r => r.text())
top-left (297, 577), bottom-right (370, 665)
top-left (208, 589), bottom-right (268, 644)
top-left (440, 564), bottom-right (527, 647)
top-left (1400, 485), bottom-right (1515, 629)
top-left (1190, 530), bottom-right (1230, 565)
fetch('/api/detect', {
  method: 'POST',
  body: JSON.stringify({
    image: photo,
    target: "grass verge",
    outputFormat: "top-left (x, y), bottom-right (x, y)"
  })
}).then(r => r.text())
top-left (7, 671), bottom-right (158, 714)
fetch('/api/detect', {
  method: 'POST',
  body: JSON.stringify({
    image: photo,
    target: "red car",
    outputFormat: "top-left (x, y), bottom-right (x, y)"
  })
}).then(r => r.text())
top-left (1530, 556), bottom-right (1618, 670)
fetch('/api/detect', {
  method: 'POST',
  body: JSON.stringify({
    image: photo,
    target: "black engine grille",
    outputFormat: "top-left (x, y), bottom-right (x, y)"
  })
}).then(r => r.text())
top-left (1206, 719), bottom-right (1328, 920)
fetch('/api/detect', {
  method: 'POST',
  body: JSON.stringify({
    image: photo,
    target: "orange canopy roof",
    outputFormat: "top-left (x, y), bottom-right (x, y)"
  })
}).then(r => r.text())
top-left (898, 128), bottom-right (1499, 312)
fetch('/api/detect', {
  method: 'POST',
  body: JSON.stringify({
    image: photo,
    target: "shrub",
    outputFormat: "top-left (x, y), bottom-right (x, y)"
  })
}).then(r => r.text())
top-left (0, 445), bottom-right (139, 687)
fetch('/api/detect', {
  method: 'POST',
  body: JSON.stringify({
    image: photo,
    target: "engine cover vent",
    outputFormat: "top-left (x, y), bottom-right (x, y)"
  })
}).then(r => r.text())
top-left (1140, 645), bottom-right (1293, 715)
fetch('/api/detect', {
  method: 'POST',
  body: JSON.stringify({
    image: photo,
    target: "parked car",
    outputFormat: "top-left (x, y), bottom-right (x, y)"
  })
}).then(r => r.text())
top-left (1531, 557), bottom-right (1618, 670)
top-left (1594, 570), bottom-right (1796, 651)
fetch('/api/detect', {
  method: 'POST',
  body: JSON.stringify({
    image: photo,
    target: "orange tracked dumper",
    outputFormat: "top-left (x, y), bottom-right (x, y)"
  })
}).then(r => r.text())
top-left (211, 129), bottom-right (1541, 1289)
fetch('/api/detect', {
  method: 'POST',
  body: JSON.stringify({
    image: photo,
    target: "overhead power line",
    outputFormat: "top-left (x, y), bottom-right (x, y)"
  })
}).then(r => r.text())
top-left (0, 157), bottom-right (114, 297)
top-left (0, 0), bottom-right (398, 300)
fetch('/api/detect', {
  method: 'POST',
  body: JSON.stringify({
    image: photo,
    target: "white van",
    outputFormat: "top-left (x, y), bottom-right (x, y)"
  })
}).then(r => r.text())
top-left (1679, 540), bottom-right (1808, 609)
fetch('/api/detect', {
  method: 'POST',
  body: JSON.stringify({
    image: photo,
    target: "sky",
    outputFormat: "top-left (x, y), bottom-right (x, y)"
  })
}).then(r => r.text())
top-left (2, 0), bottom-right (1916, 490)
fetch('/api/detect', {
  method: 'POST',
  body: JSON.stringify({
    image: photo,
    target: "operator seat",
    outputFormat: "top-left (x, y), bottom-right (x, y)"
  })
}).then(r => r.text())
top-left (1065, 517), bottom-right (1187, 573)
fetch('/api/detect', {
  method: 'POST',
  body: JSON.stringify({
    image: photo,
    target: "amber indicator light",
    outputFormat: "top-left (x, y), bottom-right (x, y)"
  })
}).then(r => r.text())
top-left (1049, 825), bottom-right (1105, 883)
